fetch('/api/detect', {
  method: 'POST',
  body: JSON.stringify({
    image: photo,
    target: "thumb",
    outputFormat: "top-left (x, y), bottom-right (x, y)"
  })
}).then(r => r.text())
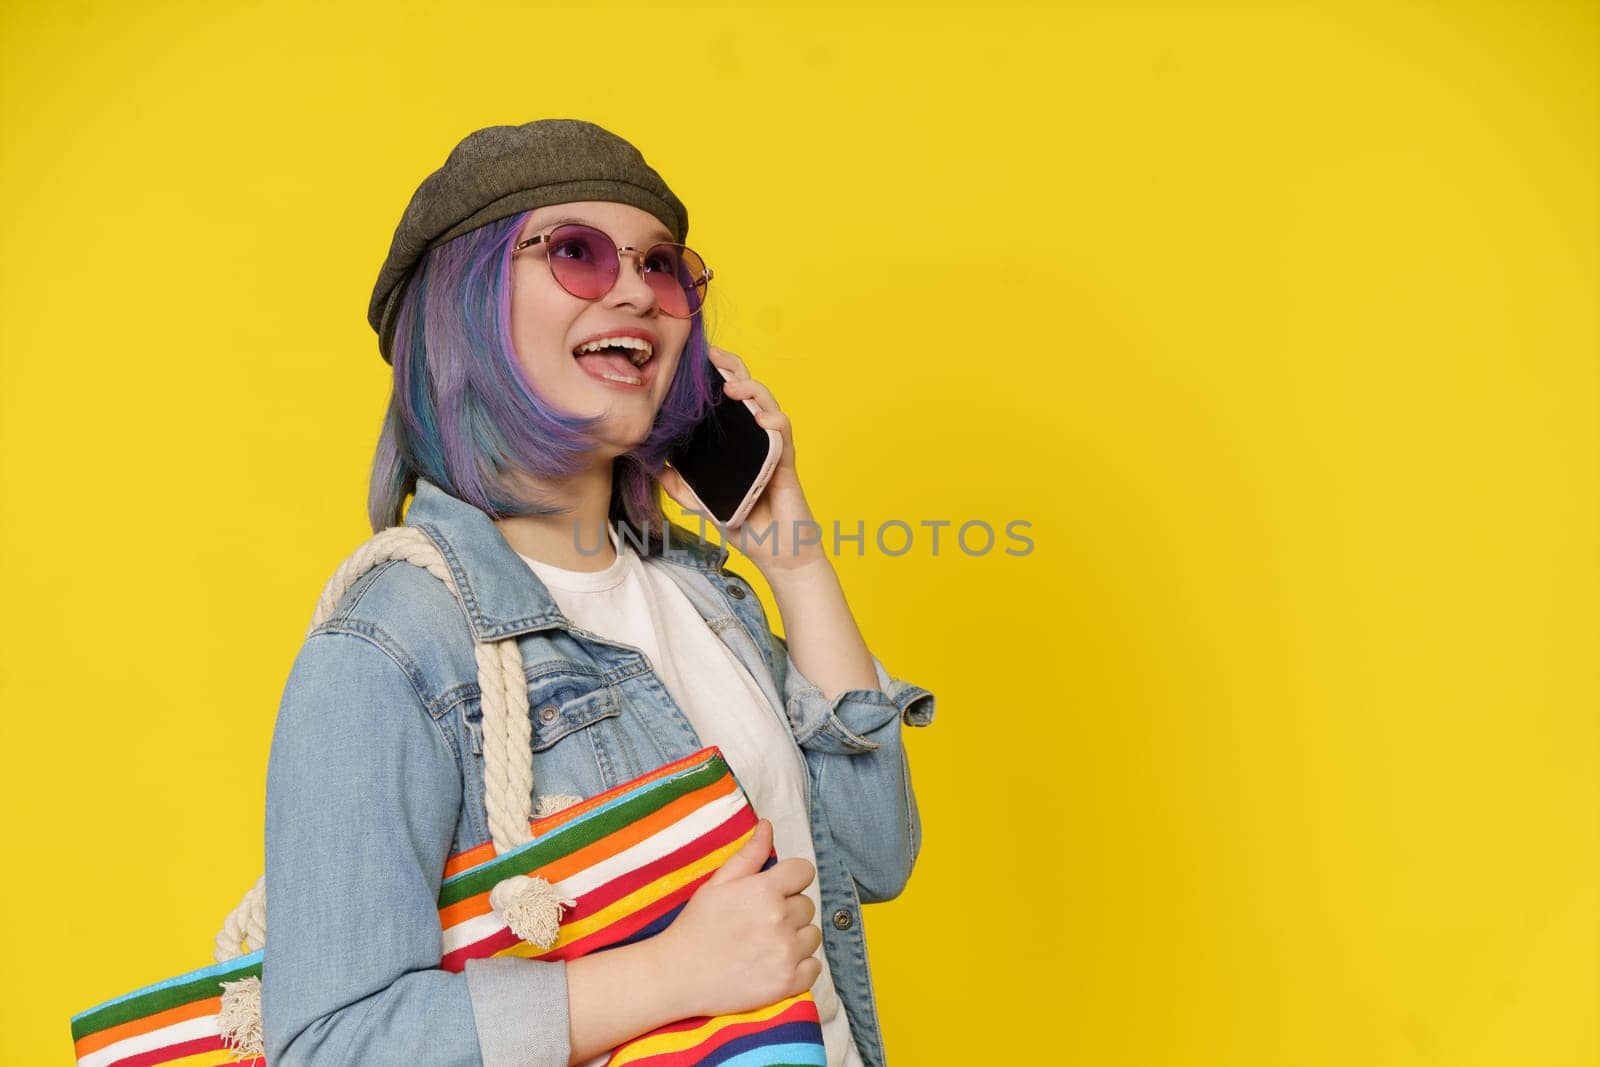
top-left (659, 465), bottom-right (695, 512)
top-left (706, 818), bottom-right (772, 886)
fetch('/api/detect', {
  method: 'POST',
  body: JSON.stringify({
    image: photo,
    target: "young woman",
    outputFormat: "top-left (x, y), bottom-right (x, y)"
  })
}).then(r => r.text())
top-left (262, 120), bottom-right (936, 1067)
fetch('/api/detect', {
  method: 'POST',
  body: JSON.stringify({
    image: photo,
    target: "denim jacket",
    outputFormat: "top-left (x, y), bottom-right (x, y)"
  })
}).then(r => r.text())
top-left (263, 477), bottom-right (936, 1066)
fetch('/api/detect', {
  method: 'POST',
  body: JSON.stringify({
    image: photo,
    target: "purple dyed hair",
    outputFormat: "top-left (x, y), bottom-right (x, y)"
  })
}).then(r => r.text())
top-left (367, 210), bottom-right (719, 539)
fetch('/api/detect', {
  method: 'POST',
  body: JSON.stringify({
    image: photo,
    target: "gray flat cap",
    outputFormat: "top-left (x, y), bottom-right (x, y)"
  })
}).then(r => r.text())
top-left (368, 119), bottom-right (689, 363)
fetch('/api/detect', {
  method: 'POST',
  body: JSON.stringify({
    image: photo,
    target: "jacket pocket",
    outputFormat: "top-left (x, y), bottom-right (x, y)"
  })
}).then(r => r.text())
top-left (526, 675), bottom-right (620, 751)
top-left (460, 672), bottom-right (619, 753)
top-left (463, 668), bottom-right (641, 825)
top-left (527, 671), bottom-right (639, 811)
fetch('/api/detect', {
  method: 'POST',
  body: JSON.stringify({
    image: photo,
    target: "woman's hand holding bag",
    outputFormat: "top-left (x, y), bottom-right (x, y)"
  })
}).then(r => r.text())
top-left (656, 818), bottom-right (825, 1019)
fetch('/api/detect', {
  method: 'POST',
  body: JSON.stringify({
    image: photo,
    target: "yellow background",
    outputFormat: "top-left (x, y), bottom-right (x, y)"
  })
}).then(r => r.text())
top-left (3, 1), bottom-right (1595, 1063)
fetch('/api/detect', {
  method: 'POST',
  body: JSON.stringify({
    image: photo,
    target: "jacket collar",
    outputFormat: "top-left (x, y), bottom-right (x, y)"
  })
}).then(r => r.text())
top-left (401, 477), bottom-right (729, 642)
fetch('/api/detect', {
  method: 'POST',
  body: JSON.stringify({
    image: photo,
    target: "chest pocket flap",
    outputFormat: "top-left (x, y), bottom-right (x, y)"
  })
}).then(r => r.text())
top-left (526, 673), bottom-right (620, 751)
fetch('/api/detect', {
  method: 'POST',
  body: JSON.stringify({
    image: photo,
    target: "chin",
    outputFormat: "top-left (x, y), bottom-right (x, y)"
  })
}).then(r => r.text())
top-left (593, 423), bottom-right (655, 455)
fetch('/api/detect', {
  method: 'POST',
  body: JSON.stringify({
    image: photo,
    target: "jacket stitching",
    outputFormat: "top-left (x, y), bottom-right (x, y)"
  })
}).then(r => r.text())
top-left (337, 557), bottom-right (406, 619)
top-left (307, 619), bottom-right (445, 722)
top-left (300, 623), bottom-right (465, 779)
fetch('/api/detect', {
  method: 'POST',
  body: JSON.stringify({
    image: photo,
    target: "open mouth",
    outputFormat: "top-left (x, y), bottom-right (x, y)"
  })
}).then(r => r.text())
top-left (572, 336), bottom-right (654, 386)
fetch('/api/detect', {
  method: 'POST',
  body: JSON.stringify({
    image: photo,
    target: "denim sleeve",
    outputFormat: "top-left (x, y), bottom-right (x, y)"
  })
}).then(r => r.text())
top-left (264, 628), bottom-right (572, 1066)
top-left (768, 631), bottom-right (936, 904)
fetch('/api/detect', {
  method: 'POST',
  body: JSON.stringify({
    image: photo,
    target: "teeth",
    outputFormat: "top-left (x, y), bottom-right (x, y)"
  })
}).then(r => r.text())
top-left (575, 336), bottom-right (653, 366)
top-left (599, 371), bottom-right (643, 385)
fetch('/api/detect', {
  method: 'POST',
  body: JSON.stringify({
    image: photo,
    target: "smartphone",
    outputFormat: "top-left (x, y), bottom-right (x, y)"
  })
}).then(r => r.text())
top-left (666, 363), bottom-right (783, 529)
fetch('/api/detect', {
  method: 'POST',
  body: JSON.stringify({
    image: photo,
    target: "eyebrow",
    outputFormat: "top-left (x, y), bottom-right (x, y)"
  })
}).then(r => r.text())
top-left (533, 215), bottom-right (675, 245)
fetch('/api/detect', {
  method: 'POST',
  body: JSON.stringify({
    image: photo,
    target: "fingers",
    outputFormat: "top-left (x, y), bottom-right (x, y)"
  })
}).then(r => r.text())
top-left (784, 892), bottom-right (816, 929)
top-left (707, 818), bottom-right (773, 886)
top-left (795, 954), bottom-right (822, 992)
top-left (719, 373), bottom-right (792, 446)
top-left (764, 855), bottom-right (817, 897)
top-left (788, 921), bottom-right (823, 1000)
top-left (707, 347), bottom-right (792, 440)
top-left (750, 406), bottom-right (790, 438)
top-left (721, 375), bottom-right (782, 415)
top-left (708, 345), bottom-right (749, 380)
top-left (793, 924), bottom-right (823, 984)
top-left (658, 466), bottom-right (686, 504)
top-left (659, 465), bottom-right (704, 513)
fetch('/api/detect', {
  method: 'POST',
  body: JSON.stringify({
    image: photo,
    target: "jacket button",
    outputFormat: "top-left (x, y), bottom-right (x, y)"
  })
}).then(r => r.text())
top-left (727, 584), bottom-right (746, 600)
top-left (538, 706), bottom-right (558, 724)
top-left (832, 908), bottom-right (853, 930)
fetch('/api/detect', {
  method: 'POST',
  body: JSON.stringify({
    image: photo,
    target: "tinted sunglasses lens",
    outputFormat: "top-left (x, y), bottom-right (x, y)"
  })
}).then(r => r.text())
top-left (545, 225), bottom-right (618, 299)
top-left (644, 244), bottom-right (708, 317)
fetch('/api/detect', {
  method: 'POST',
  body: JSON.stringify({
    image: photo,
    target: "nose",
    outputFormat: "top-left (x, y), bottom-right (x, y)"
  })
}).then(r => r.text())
top-left (602, 249), bottom-right (660, 315)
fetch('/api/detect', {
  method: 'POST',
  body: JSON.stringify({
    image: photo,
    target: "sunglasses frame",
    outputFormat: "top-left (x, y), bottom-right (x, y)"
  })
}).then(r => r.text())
top-left (512, 223), bottom-right (713, 319)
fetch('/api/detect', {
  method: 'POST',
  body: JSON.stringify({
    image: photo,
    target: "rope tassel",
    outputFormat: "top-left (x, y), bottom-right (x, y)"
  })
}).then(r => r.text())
top-left (535, 793), bottom-right (584, 819)
top-left (490, 874), bottom-right (578, 950)
top-left (217, 976), bottom-right (265, 1057)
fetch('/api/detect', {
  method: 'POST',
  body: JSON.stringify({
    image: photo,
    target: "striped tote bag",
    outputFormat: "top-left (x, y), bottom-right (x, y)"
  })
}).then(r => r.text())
top-left (70, 526), bottom-right (825, 1067)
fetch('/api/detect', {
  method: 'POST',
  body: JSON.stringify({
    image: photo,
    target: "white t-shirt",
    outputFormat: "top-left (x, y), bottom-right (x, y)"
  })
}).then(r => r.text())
top-left (517, 525), bottom-right (863, 1067)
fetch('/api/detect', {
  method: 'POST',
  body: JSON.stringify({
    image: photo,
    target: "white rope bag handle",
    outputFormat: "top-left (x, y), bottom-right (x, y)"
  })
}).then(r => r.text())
top-left (213, 526), bottom-right (577, 974)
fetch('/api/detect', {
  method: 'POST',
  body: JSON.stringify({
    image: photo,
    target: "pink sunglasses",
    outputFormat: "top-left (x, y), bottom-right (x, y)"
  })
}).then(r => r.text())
top-left (513, 223), bottom-right (712, 318)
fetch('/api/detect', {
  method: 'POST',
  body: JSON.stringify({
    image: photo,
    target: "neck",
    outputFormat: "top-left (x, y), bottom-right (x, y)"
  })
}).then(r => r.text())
top-left (493, 459), bottom-right (623, 572)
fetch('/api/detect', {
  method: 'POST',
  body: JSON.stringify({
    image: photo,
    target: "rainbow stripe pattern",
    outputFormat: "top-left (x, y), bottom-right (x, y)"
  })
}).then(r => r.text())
top-left (71, 746), bottom-right (825, 1066)
top-left (69, 951), bottom-right (265, 1067)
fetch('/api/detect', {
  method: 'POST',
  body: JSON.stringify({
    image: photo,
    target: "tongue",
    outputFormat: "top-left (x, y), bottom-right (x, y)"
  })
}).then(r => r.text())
top-left (574, 351), bottom-right (642, 377)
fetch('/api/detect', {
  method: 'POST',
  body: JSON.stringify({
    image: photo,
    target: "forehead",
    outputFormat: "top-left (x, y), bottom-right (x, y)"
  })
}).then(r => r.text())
top-left (519, 201), bottom-right (675, 243)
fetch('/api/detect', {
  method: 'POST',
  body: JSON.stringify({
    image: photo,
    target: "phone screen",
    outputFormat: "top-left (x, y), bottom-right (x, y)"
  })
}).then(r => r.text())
top-left (667, 371), bottom-right (774, 526)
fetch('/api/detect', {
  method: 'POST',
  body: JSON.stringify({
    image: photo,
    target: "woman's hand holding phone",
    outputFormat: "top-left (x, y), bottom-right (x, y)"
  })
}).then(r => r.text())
top-left (659, 345), bottom-right (826, 573)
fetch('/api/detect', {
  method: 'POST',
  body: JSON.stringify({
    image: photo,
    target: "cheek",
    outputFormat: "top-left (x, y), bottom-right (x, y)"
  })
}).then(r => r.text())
top-left (510, 289), bottom-right (578, 370)
top-left (510, 282), bottom-right (552, 336)
top-left (655, 345), bottom-right (690, 398)
top-left (663, 330), bottom-right (693, 376)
